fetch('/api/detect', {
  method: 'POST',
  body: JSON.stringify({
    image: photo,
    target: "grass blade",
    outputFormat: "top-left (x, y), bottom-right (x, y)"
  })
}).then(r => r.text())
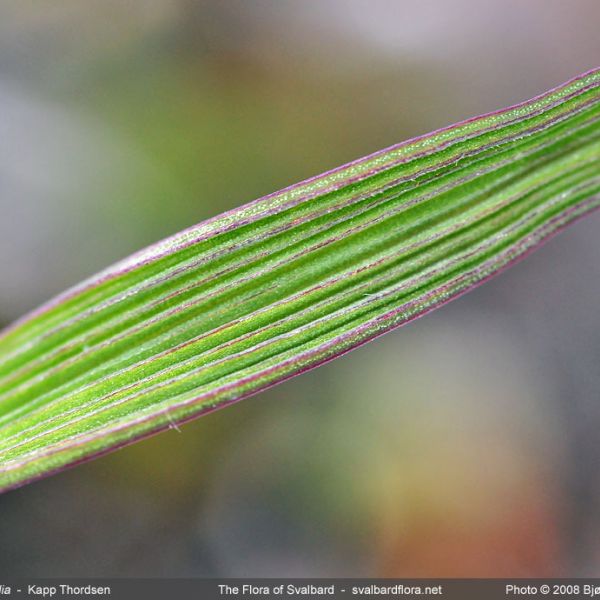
top-left (1, 68), bottom-right (599, 492)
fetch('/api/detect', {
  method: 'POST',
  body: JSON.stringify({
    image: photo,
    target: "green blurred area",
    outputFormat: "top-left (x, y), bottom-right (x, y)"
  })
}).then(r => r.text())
top-left (1, 0), bottom-right (600, 577)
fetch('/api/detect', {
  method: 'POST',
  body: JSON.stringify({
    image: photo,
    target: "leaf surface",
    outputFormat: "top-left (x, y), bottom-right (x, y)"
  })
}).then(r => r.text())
top-left (1, 68), bottom-right (599, 492)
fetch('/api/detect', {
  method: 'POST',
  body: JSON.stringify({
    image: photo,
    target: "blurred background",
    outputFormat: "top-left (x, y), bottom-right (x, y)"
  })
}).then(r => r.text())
top-left (1, 0), bottom-right (599, 578)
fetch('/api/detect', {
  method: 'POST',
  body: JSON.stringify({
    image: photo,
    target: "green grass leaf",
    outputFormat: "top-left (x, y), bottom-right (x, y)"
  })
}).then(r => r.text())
top-left (1, 68), bottom-right (599, 492)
